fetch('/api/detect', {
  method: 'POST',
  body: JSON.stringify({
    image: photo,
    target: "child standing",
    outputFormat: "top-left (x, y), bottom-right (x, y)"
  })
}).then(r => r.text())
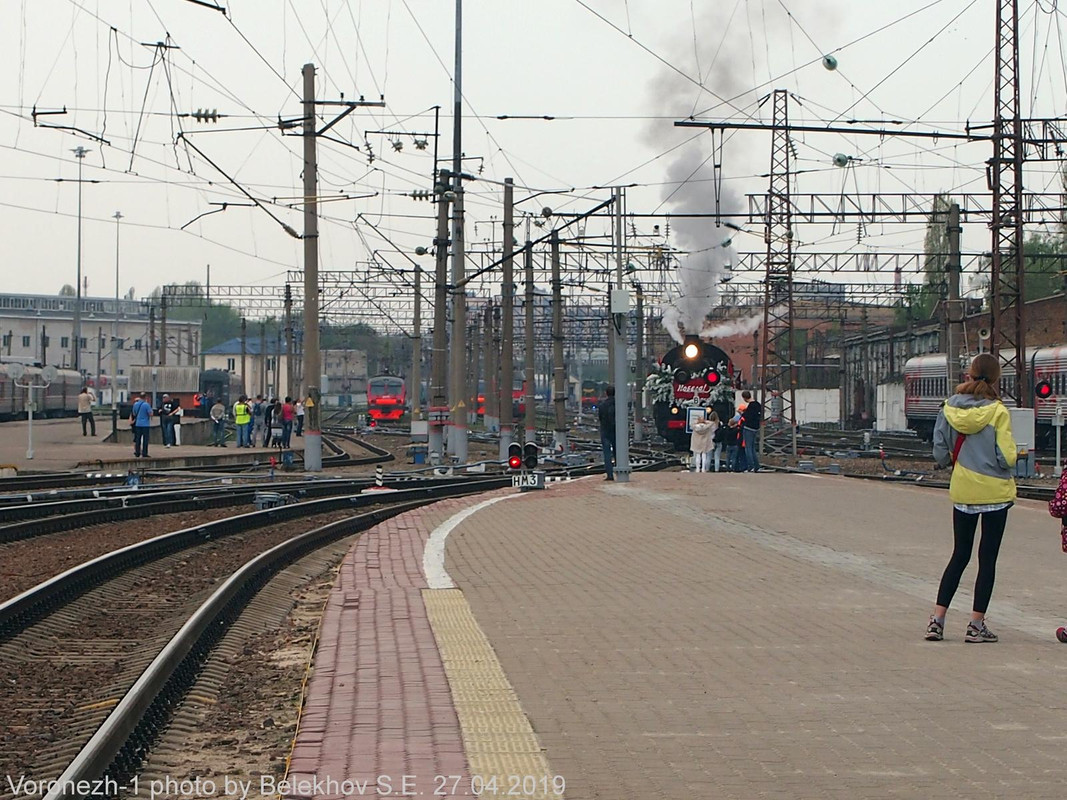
top-left (689, 411), bottom-right (716, 473)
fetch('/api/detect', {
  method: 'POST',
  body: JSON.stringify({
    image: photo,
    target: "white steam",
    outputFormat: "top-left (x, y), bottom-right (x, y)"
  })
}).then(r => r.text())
top-left (660, 241), bottom-right (737, 343)
top-left (699, 309), bottom-right (776, 339)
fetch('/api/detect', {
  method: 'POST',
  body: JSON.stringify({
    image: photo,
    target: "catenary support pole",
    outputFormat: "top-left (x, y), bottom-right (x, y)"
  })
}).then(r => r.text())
top-left (111, 211), bottom-right (122, 436)
top-left (411, 267), bottom-right (422, 421)
top-left (551, 229), bottom-right (567, 451)
top-left (946, 202), bottom-right (963, 384)
top-left (524, 233), bottom-right (536, 443)
top-left (499, 178), bottom-right (515, 459)
top-left (447, 0), bottom-right (468, 463)
top-left (239, 317), bottom-right (247, 396)
top-left (429, 171), bottom-right (451, 460)
top-left (612, 188), bottom-right (631, 483)
top-left (302, 62), bottom-right (323, 471)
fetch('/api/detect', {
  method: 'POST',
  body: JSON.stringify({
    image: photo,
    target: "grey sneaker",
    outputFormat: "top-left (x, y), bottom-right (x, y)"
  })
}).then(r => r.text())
top-left (925, 616), bottom-right (944, 641)
top-left (965, 620), bottom-right (998, 643)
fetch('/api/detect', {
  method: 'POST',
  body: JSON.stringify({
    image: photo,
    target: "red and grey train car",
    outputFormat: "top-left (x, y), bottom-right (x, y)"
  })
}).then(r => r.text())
top-left (366, 374), bottom-right (407, 422)
top-left (904, 347), bottom-right (1067, 446)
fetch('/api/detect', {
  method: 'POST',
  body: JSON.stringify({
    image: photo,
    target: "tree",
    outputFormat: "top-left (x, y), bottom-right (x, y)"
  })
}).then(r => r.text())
top-left (896, 193), bottom-right (953, 325)
top-left (59, 284), bottom-right (76, 296)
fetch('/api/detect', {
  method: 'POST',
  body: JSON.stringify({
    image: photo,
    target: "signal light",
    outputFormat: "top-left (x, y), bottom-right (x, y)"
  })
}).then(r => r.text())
top-left (706, 369), bottom-right (721, 387)
top-left (507, 442), bottom-right (522, 470)
top-left (670, 405), bottom-right (680, 416)
top-left (523, 441), bottom-right (538, 470)
top-left (673, 368), bottom-right (691, 383)
top-left (1035, 380), bottom-right (1054, 400)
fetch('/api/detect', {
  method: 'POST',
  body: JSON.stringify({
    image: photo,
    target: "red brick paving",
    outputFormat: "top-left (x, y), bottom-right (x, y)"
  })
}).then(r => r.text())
top-left (285, 491), bottom-right (508, 798)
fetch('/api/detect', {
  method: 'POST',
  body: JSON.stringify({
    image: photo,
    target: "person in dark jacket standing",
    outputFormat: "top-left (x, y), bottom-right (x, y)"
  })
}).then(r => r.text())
top-left (598, 385), bottom-right (617, 481)
top-left (740, 390), bottom-right (763, 472)
top-left (925, 353), bottom-right (1017, 644)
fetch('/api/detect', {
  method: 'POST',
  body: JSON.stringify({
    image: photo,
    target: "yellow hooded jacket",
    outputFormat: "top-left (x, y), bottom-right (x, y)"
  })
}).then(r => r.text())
top-left (933, 394), bottom-right (1017, 505)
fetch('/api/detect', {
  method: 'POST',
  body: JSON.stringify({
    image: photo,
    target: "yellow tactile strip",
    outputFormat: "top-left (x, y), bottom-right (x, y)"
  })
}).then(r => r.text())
top-left (423, 589), bottom-right (565, 800)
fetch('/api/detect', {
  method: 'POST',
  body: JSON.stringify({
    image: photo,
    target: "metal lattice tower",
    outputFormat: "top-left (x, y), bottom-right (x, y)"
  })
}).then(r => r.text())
top-left (990, 0), bottom-right (1028, 404)
top-left (759, 89), bottom-right (797, 455)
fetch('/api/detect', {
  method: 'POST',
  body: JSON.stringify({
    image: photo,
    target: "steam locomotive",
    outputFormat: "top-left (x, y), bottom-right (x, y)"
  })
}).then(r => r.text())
top-left (650, 337), bottom-right (737, 451)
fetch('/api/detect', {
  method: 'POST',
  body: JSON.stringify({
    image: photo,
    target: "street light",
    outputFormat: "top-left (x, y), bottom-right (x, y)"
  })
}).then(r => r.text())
top-left (72, 146), bottom-right (91, 376)
top-left (11, 364), bottom-right (57, 460)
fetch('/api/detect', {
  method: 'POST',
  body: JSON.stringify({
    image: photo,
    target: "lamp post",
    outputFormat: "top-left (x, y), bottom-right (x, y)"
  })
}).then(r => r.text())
top-left (72, 146), bottom-right (90, 376)
top-left (111, 211), bottom-right (123, 437)
top-left (11, 364), bottom-right (57, 460)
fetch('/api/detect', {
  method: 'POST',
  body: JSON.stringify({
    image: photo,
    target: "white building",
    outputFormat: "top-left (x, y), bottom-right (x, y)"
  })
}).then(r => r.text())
top-left (0, 293), bottom-right (201, 391)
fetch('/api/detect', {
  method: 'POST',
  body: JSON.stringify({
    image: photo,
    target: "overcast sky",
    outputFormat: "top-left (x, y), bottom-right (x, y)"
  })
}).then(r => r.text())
top-left (3, 0), bottom-right (1066, 315)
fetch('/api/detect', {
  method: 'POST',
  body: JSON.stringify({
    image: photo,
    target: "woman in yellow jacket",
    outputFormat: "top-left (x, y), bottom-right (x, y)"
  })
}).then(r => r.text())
top-left (926, 353), bottom-right (1017, 643)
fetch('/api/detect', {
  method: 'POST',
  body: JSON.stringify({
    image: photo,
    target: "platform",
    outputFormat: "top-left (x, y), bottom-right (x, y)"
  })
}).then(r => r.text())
top-left (0, 416), bottom-right (303, 472)
top-left (286, 470), bottom-right (1067, 799)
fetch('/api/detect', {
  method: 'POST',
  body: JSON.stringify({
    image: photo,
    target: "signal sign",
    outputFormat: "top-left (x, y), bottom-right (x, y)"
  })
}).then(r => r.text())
top-left (507, 442), bottom-right (522, 470)
top-left (523, 442), bottom-right (538, 470)
top-left (1035, 380), bottom-right (1054, 400)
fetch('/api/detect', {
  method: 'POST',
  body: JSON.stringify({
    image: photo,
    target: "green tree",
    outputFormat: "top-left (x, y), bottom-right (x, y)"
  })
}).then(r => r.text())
top-left (59, 284), bottom-right (76, 296)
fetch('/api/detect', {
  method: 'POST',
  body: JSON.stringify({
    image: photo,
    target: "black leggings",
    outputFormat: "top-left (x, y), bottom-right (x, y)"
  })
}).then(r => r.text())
top-left (936, 506), bottom-right (1010, 614)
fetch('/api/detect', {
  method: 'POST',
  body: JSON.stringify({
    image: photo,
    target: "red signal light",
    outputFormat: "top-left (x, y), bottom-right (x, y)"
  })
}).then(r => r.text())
top-left (507, 442), bottom-right (523, 471)
top-left (706, 370), bottom-right (721, 386)
top-left (1035, 380), bottom-right (1053, 400)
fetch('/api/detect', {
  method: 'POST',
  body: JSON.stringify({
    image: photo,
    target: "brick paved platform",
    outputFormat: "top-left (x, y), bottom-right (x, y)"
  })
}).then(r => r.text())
top-left (445, 472), bottom-right (1067, 799)
top-left (284, 471), bottom-right (1067, 799)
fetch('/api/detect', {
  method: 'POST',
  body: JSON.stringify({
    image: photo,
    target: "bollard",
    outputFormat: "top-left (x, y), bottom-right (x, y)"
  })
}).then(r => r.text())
top-left (375, 465), bottom-right (384, 487)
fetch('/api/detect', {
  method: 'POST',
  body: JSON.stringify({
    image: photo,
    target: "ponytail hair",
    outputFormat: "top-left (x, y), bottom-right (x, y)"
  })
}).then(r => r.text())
top-left (955, 352), bottom-right (1001, 401)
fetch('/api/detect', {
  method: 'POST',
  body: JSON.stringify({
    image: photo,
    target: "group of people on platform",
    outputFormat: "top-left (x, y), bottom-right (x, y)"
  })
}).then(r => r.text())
top-left (228, 394), bottom-right (303, 449)
top-left (125, 390), bottom-right (306, 456)
top-left (688, 390), bottom-right (764, 473)
top-left (594, 386), bottom-right (764, 480)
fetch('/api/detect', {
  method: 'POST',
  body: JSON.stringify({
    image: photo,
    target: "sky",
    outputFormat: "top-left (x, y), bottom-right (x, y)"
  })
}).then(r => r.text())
top-left (3, 0), bottom-right (1067, 326)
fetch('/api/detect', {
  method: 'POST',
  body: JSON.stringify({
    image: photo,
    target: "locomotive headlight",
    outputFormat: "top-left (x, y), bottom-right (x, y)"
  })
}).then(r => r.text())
top-left (684, 343), bottom-right (700, 360)
top-left (670, 405), bottom-right (680, 415)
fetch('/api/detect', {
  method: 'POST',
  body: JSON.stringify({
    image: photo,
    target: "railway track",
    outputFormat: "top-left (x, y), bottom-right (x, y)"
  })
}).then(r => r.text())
top-left (0, 478), bottom-right (511, 800)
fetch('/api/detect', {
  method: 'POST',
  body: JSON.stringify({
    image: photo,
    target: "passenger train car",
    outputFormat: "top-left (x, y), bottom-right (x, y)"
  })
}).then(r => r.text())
top-left (649, 338), bottom-right (736, 451)
top-left (0, 363), bottom-right (83, 421)
top-left (366, 374), bottom-right (407, 422)
top-left (904, 347), bottom-right (1067, 446)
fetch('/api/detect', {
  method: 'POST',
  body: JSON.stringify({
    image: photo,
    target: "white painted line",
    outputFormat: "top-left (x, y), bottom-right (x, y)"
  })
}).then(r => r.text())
top-left (423, 494), bottom-right (521, 589)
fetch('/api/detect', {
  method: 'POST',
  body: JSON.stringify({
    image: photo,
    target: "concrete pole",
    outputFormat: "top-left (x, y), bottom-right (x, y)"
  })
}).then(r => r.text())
top-left (285, 284), bottom-right (294, 398)
top-left (302, 62), bottom-right (323, 471)
top-left (149, 306), bottom-right (156, 367)
top-left (240, 317), bottom-right (247, 396)
top-left (411, 267), bottom-right (422, 420)
top-left (72, 146), bottom-right (89, 375)
top-left (159, 294), bottom-right (168, 366)
top-left (499, 178), bottom-right (515, 458)
top-left (111, 211), bottom-right (122, 429)
top-left (429, 171), bottom-right (451, 459)
top-left (551, 229), bottom-right (567, 450)
top-left (633, 284), bottom-right (645, 443)
top-left (469, 316), bottom-right (480, 426)
top-left (484, 300), bottom-right (497, 432)
top-left (612, 188), bottom-right (631, 482)
top-left (524, 234), bottom-right (536, 442)
top-left (447, 0), bottom-right (468, 463)
top-left (946, 202), bottom-right (963, 384)
top-left (260, 320), bottom-right (267, 398)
